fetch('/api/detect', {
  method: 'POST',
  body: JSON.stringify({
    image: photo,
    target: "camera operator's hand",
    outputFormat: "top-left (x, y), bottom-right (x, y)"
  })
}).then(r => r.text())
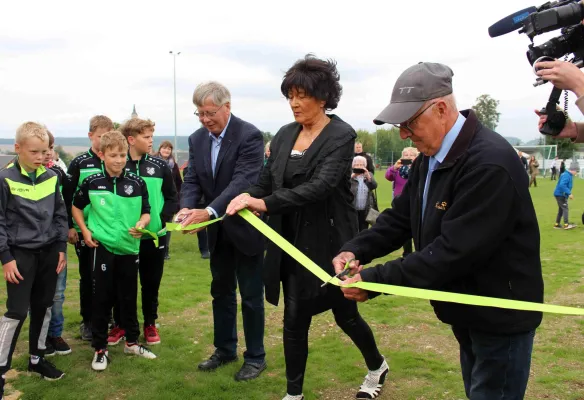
top-left (534, 109), bottom-right (577, 140)
top-left (393, 159), bottom-right (402, 170)
top-left (535, 60), bottom-right (584, 97)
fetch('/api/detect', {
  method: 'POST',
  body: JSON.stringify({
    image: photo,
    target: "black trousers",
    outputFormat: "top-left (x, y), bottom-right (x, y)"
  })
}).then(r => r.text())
top-left (551, 167), bottom-right (557, 180)
top-left (282, 271), bottom-right (384, 395)
top-left (139, 236), bottom-right (166, 326)
top-left (75, 238), bottom-right (92, 324)
top-left (357, 209), bottom-right (369, 232)
top-left (91, 246), bottom-right (139, 350)
top-left (403, 239), bottom-right (413, 256)
top-left (209, 230), bottom-right (265, 364)
top-left (0, 246), bottom-right (58, 374)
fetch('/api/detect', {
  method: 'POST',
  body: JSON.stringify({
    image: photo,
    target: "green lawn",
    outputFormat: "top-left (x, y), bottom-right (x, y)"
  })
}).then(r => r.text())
top-left (2, 175), bottom-right (583, 400)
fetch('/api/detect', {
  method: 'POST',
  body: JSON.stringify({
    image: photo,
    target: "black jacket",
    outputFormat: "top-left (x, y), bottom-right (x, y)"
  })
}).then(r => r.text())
top-left (246, 115), bottom-right (358, 306)
top-left (340, 110), bottom-right (543, 334)
top-left (180, 114), bottom-right (265, 256)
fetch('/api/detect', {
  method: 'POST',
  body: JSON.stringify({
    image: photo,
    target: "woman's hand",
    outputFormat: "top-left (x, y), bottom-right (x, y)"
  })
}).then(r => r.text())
top-left (226, 194), bottom-right (267, 216)
top-left (394, 160), bottom-right (402, 170)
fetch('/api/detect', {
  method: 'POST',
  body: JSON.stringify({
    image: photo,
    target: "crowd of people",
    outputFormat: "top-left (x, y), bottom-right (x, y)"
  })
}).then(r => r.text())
top-left (2, 52), bottom-right (583, 400)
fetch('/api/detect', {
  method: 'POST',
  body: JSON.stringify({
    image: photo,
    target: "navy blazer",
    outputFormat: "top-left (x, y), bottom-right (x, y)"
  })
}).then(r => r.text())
top-left (180, 114), bottom-right (265, 256)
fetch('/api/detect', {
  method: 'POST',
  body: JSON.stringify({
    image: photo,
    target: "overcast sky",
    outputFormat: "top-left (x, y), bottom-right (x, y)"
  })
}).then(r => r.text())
top-left (1, 0), bottom-right (582, 146)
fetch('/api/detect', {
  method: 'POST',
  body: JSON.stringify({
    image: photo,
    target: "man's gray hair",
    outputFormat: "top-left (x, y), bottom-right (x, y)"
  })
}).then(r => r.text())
top-left (192, 81), bottom-right (231, 107)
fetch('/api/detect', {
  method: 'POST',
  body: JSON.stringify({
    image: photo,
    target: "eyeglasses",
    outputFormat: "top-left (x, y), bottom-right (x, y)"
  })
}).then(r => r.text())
top-left (392, 102), bottom-right (436, 135)
top-left (194, 103), bottom-right (225, 118)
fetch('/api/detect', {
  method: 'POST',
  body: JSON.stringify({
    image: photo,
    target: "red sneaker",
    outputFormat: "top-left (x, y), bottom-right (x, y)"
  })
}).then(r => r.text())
top-left (144, 325), bottom-right (161, 345)
top-left (107, 326), bottom-right (126, 345)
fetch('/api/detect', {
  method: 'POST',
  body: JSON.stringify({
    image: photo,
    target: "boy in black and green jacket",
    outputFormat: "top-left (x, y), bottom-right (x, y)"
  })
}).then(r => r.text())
top-left (0, 122), bottom-right (68, 396)
top-left (113, 118), bottom-right (178, 346)
top-left (66, 115), bottom-right (114, 342)
top-left (72, 130), bottom-right (156, 372)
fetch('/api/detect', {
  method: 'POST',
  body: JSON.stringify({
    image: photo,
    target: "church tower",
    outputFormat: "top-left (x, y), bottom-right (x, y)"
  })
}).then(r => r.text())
top-left (131, 104), bottom-right (138, 118)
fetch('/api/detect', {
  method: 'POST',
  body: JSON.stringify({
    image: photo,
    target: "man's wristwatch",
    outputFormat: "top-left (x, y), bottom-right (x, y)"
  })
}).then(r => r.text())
top-left (205, 207), bottom-right (215, 220)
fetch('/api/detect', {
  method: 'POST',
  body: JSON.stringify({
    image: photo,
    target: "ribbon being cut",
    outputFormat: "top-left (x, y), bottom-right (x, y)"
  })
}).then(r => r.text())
top-left (165, 209), bottom-right (584, 316)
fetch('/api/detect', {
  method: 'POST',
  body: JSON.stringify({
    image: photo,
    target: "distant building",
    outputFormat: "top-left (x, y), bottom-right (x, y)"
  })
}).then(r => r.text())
top-left (131, 105), bottom-right (138, 118)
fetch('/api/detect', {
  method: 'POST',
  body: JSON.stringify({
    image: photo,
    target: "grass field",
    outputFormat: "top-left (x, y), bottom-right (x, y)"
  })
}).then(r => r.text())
top-left (1, 175), bottom-right (583, 400)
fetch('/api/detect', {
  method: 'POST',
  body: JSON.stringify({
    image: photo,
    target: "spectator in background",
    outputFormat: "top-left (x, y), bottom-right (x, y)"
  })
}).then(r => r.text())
top-left (264, 141), bottom-right (271, 166)
top-left (551, 156), bottom-right (558, 180)
top-left (53, 146), bottom-right (68, 173)
top-left (529, 155), bottom-right (539, 188)
top-left (554, 164), bottom-right (578, 230)
top-left (385, 146), bottom-right (419, 256)
top-left (518, 151), bottom-right (528, 173)
top-left (156, 141), bottom-right (182, 260)
top-left (354, 142), bottom-right (375, 174)
top-left (351, 156), bottom-right (377, 232)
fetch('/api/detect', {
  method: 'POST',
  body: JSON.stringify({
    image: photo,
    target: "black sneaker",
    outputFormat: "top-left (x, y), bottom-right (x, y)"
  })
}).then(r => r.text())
top-left (44, 338), bottom-right (56, 357)
top-left (80, 322), bottom-right (92, 341)
top-left (48, 337), bottom-right (72, 355)
top-left (28, 357), bottom-right (65, 381)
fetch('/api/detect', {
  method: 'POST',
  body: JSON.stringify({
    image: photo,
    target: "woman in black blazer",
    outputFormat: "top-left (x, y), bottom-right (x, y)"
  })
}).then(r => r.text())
top-left (227, 55), bottom-right (388, 400)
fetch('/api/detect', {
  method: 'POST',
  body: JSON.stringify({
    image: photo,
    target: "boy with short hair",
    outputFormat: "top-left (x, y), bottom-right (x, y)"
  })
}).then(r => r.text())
top-left (0, 122), bottom-right (68, 398)
top-left (66, 115), bottom-right (114, 341)
top-left (108, 118), bottom-right (178, 346)
top-left (43, 131), bottom-right (74, 356)
top-left (554, 164), bottom-right (579, 230)
top-left (72, 130), bottom-right (156, 372)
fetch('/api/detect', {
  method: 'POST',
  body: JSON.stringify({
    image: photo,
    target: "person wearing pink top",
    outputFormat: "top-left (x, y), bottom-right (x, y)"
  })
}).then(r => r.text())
top-left (385, 147), bottom-right (418, 256)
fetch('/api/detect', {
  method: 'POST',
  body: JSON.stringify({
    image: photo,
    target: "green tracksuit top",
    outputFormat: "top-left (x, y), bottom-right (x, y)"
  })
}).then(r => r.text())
top-left (67, 148), bottom-right (103, 232)
top-left (124, 154), bottom-right (178, 238)
top-left (73, 170), bottom-right (150, 255)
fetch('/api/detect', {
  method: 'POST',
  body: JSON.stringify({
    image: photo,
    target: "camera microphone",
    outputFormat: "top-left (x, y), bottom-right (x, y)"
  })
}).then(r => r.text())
top-left (488, 6), bottom-right (538, 37)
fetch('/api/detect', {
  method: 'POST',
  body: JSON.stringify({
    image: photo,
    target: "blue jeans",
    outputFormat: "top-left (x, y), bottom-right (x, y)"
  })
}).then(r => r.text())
top-left (452, 327), bottom-right (535, 400)
top-left (48, 254), bottom-right (67, 338)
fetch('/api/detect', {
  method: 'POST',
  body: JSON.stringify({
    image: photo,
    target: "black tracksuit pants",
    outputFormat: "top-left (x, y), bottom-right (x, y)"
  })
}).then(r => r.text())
top-left (113, 236), bottom-right (166, 327)
top-left (91, 246), bottom-right (139, 350)
top-left (0, 246), bottom-right (58, 374)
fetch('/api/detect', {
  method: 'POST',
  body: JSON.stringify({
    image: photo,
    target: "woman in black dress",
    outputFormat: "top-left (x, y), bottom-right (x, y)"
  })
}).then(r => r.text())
top-left (226, 55), bottom-right (388, 400)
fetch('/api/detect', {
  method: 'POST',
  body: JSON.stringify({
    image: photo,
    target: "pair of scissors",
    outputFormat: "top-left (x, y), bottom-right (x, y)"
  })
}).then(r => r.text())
top-left (321, 258), bottom-right (355, 287)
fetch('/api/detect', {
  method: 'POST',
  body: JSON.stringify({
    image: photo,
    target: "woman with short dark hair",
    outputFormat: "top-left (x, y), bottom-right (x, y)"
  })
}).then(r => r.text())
top-left (227, 54), bottom-right (388, 400)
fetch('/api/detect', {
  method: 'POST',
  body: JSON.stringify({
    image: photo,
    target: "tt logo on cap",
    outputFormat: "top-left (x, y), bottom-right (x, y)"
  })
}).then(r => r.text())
top-left (399, 87), bottom-right (415, 94)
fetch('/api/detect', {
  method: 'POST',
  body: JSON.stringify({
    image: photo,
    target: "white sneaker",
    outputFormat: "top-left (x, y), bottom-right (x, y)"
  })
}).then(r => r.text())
top-left (124, 343), bottom-right (157, 359)
top-left (282, 395), bottom-right (304, 400)
top-left (356, 358), bottom-right (389, 399)
top-left (91, 350), bottom-right (109, 371)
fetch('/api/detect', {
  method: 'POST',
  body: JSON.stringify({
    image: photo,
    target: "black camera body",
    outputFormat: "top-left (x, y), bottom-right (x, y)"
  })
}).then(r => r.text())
top-left (490, 0), bottom-right (584, 136)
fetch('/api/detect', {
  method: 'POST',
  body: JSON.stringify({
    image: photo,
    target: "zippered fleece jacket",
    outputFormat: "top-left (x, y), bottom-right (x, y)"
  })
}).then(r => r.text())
top-left (0, 160), bottom-right (68, 264)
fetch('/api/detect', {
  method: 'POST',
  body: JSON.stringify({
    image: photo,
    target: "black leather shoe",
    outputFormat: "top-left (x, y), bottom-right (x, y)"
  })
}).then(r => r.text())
top-left (234, 361), bottom-right (267, 381)
top-left (201, 251), bottom-right (210, 259)
top-left (198, 353), bottom-right (238, 371)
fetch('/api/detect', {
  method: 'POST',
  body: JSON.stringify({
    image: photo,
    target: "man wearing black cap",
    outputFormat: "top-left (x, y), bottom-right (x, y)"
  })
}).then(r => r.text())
top-left (333, 62), bottom-right (543, 399)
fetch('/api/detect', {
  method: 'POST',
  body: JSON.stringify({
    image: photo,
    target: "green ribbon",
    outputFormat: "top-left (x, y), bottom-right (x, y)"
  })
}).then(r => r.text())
top-left (168, 209), bottom-right (584, 316)
top-left (166, 216), bottom-right (224, 232)
top-left (135, 228), bottom-right (159, 247)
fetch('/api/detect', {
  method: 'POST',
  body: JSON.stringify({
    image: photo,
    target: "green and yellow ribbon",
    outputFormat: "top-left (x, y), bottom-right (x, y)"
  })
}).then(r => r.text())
top-left (167, 209), bottom-right (584, 316)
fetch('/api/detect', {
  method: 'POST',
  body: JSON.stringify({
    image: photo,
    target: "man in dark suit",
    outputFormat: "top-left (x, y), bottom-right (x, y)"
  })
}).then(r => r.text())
top-left (177, 81), bottom-right (266, 381)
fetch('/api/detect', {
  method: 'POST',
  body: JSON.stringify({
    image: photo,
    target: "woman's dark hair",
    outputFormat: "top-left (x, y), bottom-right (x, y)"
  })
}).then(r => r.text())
top-left (280, 54), bottom-right (342, 110)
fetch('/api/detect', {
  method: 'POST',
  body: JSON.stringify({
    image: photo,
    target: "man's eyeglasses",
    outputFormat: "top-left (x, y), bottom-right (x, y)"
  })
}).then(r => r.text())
top-left (392, 102), bottom-right (436, 135)
top-left (194, 103), bottom-right (225, 118)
